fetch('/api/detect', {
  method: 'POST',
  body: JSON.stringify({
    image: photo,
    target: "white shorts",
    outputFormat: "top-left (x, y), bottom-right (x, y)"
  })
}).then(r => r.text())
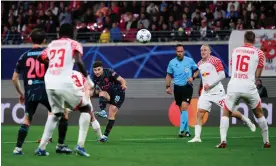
top-left (197, 91), bottom-right (225, 112)
top-left (46, 87), bottom-right (90, 115)
top-left (63, 89), bottom-right (94, 113)
top-left (224, 91), bottom-right (261, 111)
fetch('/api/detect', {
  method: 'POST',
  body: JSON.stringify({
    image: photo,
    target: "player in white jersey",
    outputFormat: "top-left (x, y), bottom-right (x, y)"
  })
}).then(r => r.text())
top-left (35, 23), bottom-right (96, 157)
top-left (216, 31), bottom-right (271, 148)
top-left (70, 70), bottom-right (104, 140)
top-left (188, 45), bottom-right (255, 143)
top-left (36, 70), bottom-right (104, 143)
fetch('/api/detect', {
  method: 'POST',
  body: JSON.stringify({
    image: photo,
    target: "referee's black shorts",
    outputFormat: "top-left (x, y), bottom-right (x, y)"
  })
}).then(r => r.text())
top-left (173, 84), bottom-right (193, 107)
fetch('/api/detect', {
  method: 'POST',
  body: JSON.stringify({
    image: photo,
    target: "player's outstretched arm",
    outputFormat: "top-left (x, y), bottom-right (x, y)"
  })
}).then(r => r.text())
top-left (117, 76), bottom-right (127, 90)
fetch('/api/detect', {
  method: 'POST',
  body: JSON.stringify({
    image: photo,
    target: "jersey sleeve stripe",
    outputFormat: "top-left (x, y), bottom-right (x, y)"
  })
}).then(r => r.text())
top-left (257, 50), bottom-right (265, 68)
top-left (71, 41), bottom-right (83, 56)
top-left (210, 56), bottom-right (224, 72)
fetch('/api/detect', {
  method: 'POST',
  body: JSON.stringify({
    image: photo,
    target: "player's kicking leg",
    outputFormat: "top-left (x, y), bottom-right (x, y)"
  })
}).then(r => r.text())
top-left (252, 105), bottom-right (271, 148)
top-left (231, 109), bottom-right (256, 132)
top-left (95, 91), bottom-right (109, 118)
top-left (98, 105), bottom-right (117, 142)
top-left (99, 90), bottom-right (125, 142)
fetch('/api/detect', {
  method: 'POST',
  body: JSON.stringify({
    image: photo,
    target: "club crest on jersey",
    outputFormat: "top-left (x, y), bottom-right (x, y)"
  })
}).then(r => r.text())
top-left (184, 68), bottom-right (189, 73)
top-left (202, 72), bottom-right (210, 77)
top-left (28, 80), bottom-right (33, 85)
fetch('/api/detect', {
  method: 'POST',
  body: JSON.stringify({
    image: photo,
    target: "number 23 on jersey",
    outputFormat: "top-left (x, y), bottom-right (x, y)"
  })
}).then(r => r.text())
top-left (49, 49), bottom-right (66, 68)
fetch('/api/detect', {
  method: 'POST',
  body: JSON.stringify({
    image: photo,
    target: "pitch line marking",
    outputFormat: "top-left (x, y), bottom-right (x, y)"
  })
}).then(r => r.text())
top-left (2, 136), bottom-right (275, 144)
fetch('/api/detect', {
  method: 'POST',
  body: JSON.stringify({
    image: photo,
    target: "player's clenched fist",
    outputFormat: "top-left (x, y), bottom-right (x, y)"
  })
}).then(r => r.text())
top-left (121, 84), bottom-right (127, 90)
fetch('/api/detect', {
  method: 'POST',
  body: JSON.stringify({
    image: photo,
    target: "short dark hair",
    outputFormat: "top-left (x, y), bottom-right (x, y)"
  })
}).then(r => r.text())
top-left (93, 61), bottom-right (103, 68)
top-left (59, 23), bottom-right (74, 39)
top-left (30, 29), bottom-right (46, 44)
top-left (244, 31), bottom-right (255, 44)
top-left (176, 44), bottom-right (184, 49)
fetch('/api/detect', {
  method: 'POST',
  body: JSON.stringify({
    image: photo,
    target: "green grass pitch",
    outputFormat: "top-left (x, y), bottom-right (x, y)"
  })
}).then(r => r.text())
top-left (2, 126), bottom-right (276, 166)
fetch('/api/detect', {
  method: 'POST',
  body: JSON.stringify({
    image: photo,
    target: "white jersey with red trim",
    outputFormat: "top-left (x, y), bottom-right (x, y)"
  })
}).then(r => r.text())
top-left (198, 55), bottom-right (225, 94)
top-left (41, 38), bottom-right (83, 90)
top-left (228, 44), bottom-right (265, 93)
top-left (72, 70), bottom-right (86, 92)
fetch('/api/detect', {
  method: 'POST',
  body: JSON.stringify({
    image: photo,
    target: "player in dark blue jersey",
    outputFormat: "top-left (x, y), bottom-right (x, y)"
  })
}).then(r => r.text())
top-left (92, 61), bottom-right (127, 142)
top-left (12, 29), bottom-right (72, 155)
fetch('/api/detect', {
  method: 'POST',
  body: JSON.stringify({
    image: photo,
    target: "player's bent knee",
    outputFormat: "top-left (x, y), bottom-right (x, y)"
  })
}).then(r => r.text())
top-left (222, 109), bottom-right (231, 117)
top-left (198, 108), bottom-right (207, 113)
top-left (110, 105), bottom-right (119, 112)
top-left (197, 109), bottom-right (206, 118)
top-left (90, 112), bottom-right (96, 121)
top-left (99, 91), bottom-right (107, 97)
top-left (253, 107), bottom-right (264, 118)
top-left (108, 105), bottom-right (118, 119)
top-left (23, 116), bottom-right (31, 126)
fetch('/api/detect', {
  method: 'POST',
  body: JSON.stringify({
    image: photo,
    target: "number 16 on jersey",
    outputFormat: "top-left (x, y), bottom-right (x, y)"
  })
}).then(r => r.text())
top-left (233, 54), bottom-right (250, 79)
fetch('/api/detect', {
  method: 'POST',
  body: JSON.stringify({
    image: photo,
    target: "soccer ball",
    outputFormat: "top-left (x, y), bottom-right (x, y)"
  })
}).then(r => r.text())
top-left (136, 29), bottom-right (151, 43)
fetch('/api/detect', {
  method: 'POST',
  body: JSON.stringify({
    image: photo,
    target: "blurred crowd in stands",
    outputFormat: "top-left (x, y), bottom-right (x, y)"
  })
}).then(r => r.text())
top-left (1, 1), bottom-right (276, 44)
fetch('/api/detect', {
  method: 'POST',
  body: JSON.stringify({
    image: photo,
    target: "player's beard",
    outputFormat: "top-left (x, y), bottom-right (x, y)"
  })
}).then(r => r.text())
top-left (177, 55), bottom-right (183, 61)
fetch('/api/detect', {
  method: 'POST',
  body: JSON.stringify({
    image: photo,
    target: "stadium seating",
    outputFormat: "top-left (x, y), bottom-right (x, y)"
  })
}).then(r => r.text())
top-left (1, 1), bottom-right (275, 44)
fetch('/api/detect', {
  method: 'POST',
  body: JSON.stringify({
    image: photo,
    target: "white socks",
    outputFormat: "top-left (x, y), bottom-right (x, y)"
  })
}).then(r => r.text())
top-left (78, 113), bottom-right (91, 148)
top-left (220, 116), bottom-right (229, 142)
top-left (194, 125), bottom-right (202, 138)
top-left (39, 114), bottom-right (59, 150)
top-left (257, 116), bottom-right (269, 143)
top-left (91, 119), bottom-right (103, 139)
